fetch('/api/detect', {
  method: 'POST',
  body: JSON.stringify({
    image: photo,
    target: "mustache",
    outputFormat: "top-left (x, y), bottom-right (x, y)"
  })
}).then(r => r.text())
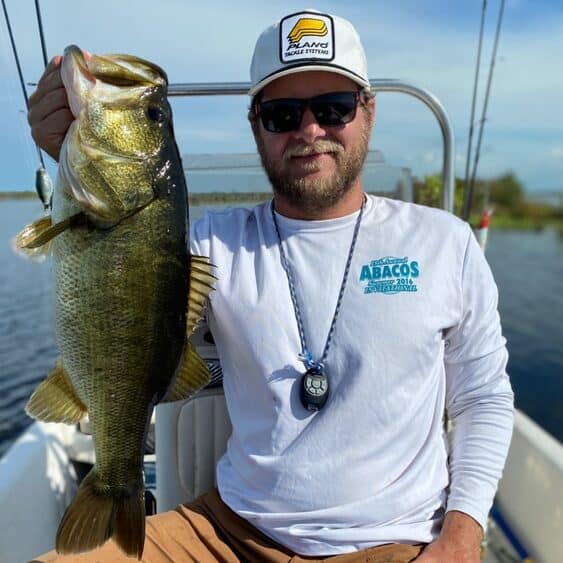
top-left (283, 141), bottom-right (344, 160)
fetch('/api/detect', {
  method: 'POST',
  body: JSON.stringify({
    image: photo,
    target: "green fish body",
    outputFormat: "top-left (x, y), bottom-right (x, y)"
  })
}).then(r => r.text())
top-left (17, 46), bottom-right (214, 558)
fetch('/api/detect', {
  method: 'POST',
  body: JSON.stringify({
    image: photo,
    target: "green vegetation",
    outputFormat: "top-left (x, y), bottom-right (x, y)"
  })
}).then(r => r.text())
top-left (414, 172), bottom-right (563, 232)
top-left (188, 192), bottom-right (272, 205)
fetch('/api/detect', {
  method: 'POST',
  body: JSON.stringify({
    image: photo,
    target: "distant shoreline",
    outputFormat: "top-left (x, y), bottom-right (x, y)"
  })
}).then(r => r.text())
top-left (0, 190), bottom-right (390, 205)
top-left (0, 191), bottom-right (38, 200)
top-left (0, 190), bottom-right (274, 205)
top-left (1, 191), bottom-right (561, 232)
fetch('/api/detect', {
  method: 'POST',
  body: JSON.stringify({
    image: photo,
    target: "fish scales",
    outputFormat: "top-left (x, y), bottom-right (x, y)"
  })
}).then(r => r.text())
top-left (53, 173), bottom-right (187, 482)
top-left (16, 45), bottom-right (215, 558)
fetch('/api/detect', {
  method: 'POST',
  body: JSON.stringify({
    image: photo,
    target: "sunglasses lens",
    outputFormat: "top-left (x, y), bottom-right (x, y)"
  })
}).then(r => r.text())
top-left (258, 92), bottom-right (359, 133)
top-left (260, 100), bottom-right (303, 133)
top-left (311, 93), bottom-right (358, 126)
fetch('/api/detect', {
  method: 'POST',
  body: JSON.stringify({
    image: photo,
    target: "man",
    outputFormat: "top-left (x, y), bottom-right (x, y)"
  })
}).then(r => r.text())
top-left (30, 10), bottom-right (514, 563)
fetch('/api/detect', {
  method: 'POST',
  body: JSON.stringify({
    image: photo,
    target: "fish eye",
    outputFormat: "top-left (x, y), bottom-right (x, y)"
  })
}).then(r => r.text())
top-left (147, 106), bottom-right (166, 122)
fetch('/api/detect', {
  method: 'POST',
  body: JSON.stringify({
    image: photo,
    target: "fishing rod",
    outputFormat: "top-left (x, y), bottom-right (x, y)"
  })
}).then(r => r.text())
top-left (1, 0), bottom-right (52, 208)
top-left (462, 0), bottom-right (488, 222)
top-left (34, 0), bottom-right (49, 67)
top-left (463, 0), bottom-right (506, 222)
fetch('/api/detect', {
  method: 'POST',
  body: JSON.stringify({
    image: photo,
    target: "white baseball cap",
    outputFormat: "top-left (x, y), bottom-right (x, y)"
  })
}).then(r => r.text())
top-left (249, 10), bottom-right (370, 97)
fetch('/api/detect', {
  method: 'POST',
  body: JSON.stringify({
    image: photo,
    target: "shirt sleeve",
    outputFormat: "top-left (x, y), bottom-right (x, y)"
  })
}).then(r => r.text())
top-left (189, 213), bottom-right (211, 257)
top-left (443, 225), bottom-right (514, 530)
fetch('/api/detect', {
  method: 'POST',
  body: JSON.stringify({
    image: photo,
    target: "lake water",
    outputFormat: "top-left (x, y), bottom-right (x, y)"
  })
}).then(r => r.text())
top-left (0, 199), bottom-right (562, 458)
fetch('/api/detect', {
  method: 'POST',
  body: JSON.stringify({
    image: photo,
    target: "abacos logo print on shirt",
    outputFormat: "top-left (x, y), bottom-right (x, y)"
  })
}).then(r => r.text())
top-left (359, 256), bottom-right (420, 295)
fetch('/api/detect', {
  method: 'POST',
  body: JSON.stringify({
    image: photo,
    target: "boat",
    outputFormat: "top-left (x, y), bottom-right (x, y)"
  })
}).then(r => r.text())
top-left (1, 79), bottom-right (562, 563)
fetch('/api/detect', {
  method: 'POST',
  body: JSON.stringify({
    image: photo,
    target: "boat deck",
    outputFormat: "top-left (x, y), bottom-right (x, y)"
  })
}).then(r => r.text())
top-left (483, 519), bottom-right (528, 563)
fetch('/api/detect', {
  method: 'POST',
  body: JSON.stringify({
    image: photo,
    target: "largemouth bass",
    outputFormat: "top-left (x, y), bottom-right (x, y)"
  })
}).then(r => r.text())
top-left (16, 45), bottom-right (215, 558)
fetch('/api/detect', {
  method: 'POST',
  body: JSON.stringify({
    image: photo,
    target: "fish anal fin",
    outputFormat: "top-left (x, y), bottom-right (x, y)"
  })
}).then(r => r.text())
top-left (186, 254), bottom-right (216, 336)
top-left (161, 341), bottom-right (211, 403)
top-left (25, 359), bottom-right (87, 424)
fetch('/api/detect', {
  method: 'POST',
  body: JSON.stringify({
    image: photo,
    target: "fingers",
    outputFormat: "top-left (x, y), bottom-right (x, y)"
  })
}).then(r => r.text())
top-left (28, 56), bottom-right (65, 112)
top-left (29, 56), bottom-right (63, 102)
top-left (44, 54), bottom-right (63, 76)
top-left (28, 86), bottom-right (69, 124)
top-left (28, 55), bottom-right (72, 162)
top-left (30, 107), bottom-right (74, 162)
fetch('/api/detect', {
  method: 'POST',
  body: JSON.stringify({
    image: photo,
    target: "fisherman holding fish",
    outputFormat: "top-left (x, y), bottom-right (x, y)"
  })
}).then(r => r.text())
top-left (27, 10), bottom-right (513, 563)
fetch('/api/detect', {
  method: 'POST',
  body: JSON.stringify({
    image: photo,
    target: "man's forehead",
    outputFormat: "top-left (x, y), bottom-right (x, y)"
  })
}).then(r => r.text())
top-left (261, 71), bottom-right (358, 100)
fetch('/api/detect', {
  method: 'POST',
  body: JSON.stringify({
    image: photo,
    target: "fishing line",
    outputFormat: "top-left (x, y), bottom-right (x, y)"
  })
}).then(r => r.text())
top-left (1, 0), bottom-right (55, 208)
top-left (1, 0), bottom-right (45, 167)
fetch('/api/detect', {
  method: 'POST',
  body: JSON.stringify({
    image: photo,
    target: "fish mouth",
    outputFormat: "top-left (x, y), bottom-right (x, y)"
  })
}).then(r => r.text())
top-left (90, 53), bottom-right (168, 88)
top-left (62, 45), bottom-right (168, 118)
top-left (64, 45), bottom-right (167, 88)
top-left (62, 45), bottom-right (96, 118)
top-left (63, 45), bottom-right (96, 83)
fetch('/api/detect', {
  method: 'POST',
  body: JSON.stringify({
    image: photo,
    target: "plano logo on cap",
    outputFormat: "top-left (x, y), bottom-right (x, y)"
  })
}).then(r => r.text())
top-left (280, 11), bottom-right (335, 63)
top-left (288, 18), bottom-right (328, 43)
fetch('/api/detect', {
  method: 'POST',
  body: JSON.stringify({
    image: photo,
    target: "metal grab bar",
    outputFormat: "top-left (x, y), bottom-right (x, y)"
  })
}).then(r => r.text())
top-left (168, 80), bottom-right (454, 213)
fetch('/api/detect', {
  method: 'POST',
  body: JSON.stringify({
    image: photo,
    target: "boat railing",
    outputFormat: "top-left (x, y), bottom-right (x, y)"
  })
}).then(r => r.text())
top-left (167, 80), bottom-right (455, 213)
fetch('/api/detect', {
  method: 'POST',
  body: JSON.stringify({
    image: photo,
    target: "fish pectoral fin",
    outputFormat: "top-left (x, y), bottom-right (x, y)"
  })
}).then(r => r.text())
top-left (15, 213), bottom-right (84, 250)
top-left (26, 359), bottom-right (87, 424)
top-left (161, 341), bottom-right (211, 403)
top-left (186, 254), bottom-right (216, 337)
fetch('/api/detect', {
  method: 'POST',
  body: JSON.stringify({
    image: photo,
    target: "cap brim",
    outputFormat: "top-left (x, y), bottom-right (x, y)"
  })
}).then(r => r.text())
top-left (248, 65), bottom-right (371, 96)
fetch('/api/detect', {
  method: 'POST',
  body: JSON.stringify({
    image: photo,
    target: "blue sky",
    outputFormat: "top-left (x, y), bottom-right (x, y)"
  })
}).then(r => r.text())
top-left (1, 0), bottom-right (562, 193)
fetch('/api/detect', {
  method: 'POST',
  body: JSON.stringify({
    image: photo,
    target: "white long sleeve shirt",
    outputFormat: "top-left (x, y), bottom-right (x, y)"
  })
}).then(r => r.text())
top-left (190, 195), bottom-right (514, 556)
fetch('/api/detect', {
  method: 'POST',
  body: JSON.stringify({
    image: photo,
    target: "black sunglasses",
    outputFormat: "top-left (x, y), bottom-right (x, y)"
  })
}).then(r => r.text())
top-left (255, 91), bottom-right (364, 133)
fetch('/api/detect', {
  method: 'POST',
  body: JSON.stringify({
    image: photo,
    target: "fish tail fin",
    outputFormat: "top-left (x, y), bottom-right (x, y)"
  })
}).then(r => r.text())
top-left (114, 485), bottom-right (146, 559)
top-left (56, 469), bottom-right (145, 559)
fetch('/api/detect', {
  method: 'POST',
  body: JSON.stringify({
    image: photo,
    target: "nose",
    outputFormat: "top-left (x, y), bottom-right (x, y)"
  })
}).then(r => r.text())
top-left (293, 107), bottom-right (327, 143)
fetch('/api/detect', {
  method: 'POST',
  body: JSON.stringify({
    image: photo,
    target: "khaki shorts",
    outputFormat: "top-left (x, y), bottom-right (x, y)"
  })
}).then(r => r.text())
top-left (32, 489), bottom-right (424, 563)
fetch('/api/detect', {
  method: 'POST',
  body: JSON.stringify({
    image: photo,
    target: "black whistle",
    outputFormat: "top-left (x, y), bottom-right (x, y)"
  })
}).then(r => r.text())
top-left (300, 368), bottom-right (329, 411)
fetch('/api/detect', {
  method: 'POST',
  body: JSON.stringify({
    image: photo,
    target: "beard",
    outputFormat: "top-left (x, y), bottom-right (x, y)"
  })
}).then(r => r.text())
top-left (255, 114), bottom-right (371, 213)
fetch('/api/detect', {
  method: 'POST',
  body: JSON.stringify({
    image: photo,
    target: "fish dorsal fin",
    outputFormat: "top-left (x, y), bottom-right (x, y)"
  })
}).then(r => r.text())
top-left (187, 254), bottom-right (216, 337)
top-left (15, 213), bottom-right (84, 250)
top-left (161, 341), bottom-right (211, 403)
top-left (26, 359), bottom-right (87, 423)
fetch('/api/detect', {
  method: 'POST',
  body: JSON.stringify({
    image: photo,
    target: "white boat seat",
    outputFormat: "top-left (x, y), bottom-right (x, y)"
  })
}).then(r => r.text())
top-left (155, 386), bottom-right (231, 512)
top-left (155, 325), bottom-right (232, 513)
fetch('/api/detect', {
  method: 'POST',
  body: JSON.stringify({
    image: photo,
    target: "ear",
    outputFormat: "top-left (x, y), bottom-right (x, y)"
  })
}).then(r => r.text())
top-left (367, 96), bottom-right (376, 128)
top-left (248, 110), bottom-right (260, 140)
